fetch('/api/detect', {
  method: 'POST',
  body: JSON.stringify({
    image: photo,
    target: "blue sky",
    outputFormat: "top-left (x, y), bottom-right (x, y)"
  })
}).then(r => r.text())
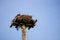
top-left (0, 0), bottom-right (60, 40)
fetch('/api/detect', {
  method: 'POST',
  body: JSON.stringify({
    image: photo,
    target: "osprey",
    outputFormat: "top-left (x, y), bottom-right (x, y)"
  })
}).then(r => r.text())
top-left (10, 14), bottom-right (37, 30)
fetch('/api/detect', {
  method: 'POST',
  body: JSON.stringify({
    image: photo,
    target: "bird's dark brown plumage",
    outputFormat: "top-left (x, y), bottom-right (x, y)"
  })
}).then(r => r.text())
top-left (10, 14), bottom-right (37, 30)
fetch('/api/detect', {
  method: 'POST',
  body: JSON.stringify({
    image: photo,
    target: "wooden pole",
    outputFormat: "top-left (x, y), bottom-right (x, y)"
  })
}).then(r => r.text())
top-left (21, 25), bottom-right (26, 40)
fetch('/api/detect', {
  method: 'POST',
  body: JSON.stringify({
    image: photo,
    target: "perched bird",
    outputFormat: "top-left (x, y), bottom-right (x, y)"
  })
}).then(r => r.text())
top-left (10, 14), bottom-right (37, 30)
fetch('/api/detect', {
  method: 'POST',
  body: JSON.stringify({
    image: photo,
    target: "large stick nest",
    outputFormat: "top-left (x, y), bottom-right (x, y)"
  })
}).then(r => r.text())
top-left (10, 14), bottom-right (37, 30)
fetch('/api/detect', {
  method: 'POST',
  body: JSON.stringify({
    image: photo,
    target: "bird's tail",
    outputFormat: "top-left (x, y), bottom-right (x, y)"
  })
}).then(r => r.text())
top-left (35, 19), bottom-right (37, 23)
